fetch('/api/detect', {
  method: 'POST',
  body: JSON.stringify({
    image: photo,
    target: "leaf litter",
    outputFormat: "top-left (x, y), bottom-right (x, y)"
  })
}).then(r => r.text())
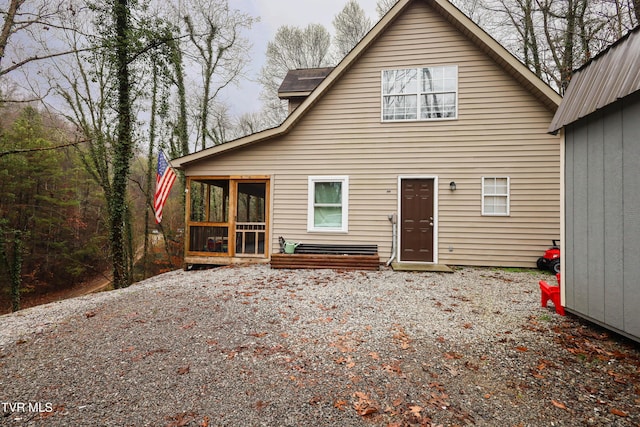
top-left (0, 264), bottom-right (639, 426)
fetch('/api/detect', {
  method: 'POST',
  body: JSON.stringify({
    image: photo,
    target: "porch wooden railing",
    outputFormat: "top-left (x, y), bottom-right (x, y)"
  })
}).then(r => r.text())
top-left (235, 222), bottom-right (266, 255)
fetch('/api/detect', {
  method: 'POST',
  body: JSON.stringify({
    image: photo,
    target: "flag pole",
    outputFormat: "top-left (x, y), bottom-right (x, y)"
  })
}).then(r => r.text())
top-left (161, 149), bottom-right (177, 173)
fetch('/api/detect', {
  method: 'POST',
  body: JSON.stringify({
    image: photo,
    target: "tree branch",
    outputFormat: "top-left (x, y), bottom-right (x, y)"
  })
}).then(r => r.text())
top-left (0, 46), bottom-right (95, 77)
top-left (0, 138), bottom-right (88, 158)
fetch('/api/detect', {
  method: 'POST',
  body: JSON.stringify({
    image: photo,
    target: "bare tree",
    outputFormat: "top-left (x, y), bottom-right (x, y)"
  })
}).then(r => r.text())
top-left (181, 0), bottom-right (255, 150)
top-left (333, 0), bottom-right (372, 61)
top-left (165, 33), bottom-right (190, 159)
top-left (450, 0), bottom-right (491, 24)
top-left (108, 0), bottom-right (135, 289)
top-left (484, 0), bottom-right (544, 77)
top-left (233, 111), bottom-right (273, 139)
top-left (376, 0), bottom-right (399, 18)
top-left (0, 0), bottom-right (24, 68)
top-left (0, 0), bottom-right (89, 81)
top-left (259, 23), bottom-right (332, 125)
top-left (474, 0), bottom-right (637, 92)
top-left (50, 0), bottom-right (169, 289)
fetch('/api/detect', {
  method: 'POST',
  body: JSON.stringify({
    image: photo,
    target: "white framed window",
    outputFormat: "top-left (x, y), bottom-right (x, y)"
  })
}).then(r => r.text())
top-left (307, 176), bottom-right (349, 232)
top-left (482, 177), bottom-right (510, 216)
top-left (382, 66), bottom-right (457, 121)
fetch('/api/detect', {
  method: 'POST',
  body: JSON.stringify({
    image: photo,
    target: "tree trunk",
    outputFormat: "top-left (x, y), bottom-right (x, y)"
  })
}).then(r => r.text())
top-left (143, 61), bottom-right (160, 279)
top-left (9, 232), bottom-right (22, 312)
top-left (168, 38), bottom-right (189, 159)
top-left (166, 36), bottom-right (188, 209)
top-left (0, 0), bottom-right (25, 69)
top-left (0, 228), bottom-right (23, 312)
top-left (111, 0), bottom-right (134, 289)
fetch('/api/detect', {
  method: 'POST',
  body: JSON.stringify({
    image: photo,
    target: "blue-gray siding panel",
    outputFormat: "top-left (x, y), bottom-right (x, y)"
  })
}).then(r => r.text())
top-left (571, 123), bottom-right (590, 314)
top-left (564, 128), bottom-right (576, 309)
top-left (622, 97), bottom-right (640, 339)
top-left (587, 114), bottom-right (605, 321)
top-left (565, 91), bottom-right (640, 342)
top-left (602, 106), bottom-right (625, 331)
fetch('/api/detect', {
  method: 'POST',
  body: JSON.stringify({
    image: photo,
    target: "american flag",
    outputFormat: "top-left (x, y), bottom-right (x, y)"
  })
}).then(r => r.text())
top-left (154, 151), bottom-right (177, 224)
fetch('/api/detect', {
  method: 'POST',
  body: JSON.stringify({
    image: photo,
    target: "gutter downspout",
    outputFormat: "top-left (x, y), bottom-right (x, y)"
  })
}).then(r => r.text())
top-left (386, 213), bottom-right (397, 266)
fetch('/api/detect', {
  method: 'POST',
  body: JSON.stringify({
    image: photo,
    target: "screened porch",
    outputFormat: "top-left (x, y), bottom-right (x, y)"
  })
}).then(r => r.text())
top-left (184, 177), bottom-right (270, 267)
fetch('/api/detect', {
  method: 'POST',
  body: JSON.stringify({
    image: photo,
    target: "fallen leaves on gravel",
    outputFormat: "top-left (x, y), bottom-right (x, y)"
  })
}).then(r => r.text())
top-left (181, 321), bottom-right (196, 329)
top-left (409, 405), bottom-right (423, 415)
top-left (444, 351), bottom-right (463, 360)
top-left (551, 399), bottom-right (568, 410)
top-left (333, 399), bottom-right (348, 410)
top-left (391, 324), bottom-right (413, 350)
top-left (254, 400), bottom-right (269, 411)
top-left (353, 391), bottom-right (378, 416)
top-left (610, 408), bottom-right (629, 417)
top-left (164, 411), bottom-right (197, 427)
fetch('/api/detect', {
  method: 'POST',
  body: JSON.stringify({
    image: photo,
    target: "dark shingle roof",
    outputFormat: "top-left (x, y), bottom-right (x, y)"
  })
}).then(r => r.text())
top-left (278, 67), bottom-right (335, 98)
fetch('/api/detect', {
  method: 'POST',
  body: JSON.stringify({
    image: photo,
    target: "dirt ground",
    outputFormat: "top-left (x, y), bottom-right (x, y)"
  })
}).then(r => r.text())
top-left (0, 274), bottom-right (111, 315)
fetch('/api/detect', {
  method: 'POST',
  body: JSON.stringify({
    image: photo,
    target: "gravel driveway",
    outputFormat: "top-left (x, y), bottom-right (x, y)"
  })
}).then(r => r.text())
top-left (1, 264), bottom-right (638, 426)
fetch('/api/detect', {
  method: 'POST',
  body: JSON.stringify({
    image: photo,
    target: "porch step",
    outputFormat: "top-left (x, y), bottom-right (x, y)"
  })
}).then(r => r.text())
top-left (271, 253), bottom-right (379, 271)
top-left (293, 244), bottom-right (378, 255)
top-left (390, 262), bottom-right (454, 273)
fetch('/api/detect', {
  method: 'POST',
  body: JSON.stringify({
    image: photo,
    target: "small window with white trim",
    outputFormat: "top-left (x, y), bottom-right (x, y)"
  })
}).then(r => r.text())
top-left (307, 176), bottom-right (349, 232)
top-left (482, 177), bottom-right (510, 216)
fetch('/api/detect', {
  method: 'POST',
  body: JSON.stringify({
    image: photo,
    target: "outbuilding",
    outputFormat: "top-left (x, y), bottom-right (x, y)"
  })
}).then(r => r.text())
top-left (549, 26), bottom-right (640, 342)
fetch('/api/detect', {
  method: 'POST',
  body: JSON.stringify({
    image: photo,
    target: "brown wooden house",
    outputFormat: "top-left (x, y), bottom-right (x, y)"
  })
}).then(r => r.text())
top-left (171, 0), bottom-right (562, 269)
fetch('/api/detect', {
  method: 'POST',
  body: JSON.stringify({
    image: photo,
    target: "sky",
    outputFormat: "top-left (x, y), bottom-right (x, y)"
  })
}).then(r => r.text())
top-left (221, 0), bottom-right (382, 116)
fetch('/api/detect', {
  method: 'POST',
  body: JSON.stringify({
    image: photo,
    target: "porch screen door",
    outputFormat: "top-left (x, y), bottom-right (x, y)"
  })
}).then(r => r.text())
top-left (235, 182), bottom-right (266, 255)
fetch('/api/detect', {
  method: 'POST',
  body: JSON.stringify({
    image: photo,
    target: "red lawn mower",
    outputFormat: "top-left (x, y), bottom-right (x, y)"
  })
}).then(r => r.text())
top-left (537, 239), bottom-right (560, 274)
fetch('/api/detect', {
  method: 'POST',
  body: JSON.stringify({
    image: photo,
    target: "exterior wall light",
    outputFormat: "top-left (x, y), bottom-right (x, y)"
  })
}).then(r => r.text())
top-left (449, 181), bottom-right (456, 191)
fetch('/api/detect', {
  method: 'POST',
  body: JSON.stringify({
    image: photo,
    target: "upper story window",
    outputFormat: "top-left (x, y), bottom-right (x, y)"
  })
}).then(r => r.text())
top-left (382, 66), bottom-right (458, 121)
top-left (482, 177), bottom-right (510, 216)
top-left (307, 176), bottom-right (349, 233)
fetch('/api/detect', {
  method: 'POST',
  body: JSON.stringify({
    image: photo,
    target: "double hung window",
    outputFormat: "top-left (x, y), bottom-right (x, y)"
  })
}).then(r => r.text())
top-left (482, 177), bottom-right (510, 216)
top-left (307, 176), bottom-right (349, 232)
top-left (382, 66), bottom-right (457, 121)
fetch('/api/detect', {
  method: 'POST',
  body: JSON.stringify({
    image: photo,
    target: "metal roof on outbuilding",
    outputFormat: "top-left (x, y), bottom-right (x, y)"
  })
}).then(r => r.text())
top-left (549, 25), bottom-right (640, 133)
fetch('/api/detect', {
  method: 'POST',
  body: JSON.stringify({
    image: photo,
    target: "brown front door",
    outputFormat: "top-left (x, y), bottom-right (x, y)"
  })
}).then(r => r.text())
top-left (400, 179), bottom-right (434, 262)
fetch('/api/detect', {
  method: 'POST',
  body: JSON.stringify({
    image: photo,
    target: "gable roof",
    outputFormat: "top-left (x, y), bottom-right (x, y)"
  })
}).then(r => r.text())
top-left (172, 0), bottom-right (561, 170)
top-left (549, 26), bottom-right (640, 133)
top-left (278, 67), bottom-right (335, 99)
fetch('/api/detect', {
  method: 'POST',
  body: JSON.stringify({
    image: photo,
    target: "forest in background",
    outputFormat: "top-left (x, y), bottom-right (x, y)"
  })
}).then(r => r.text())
top-left (0, 103), bottom-right (184, 313)
top-left (1, 0), bottom-right (638, 312)
top-left (0, 106), bottom-right (109, 310)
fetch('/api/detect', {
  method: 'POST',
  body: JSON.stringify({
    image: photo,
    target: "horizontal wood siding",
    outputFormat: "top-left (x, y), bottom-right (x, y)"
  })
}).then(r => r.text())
top-left (186, 1), bottom-right (560, 267)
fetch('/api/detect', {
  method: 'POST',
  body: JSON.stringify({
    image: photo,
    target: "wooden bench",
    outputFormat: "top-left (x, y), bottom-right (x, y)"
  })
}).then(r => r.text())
top-left (271, 238), bottom-right (379, 270)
